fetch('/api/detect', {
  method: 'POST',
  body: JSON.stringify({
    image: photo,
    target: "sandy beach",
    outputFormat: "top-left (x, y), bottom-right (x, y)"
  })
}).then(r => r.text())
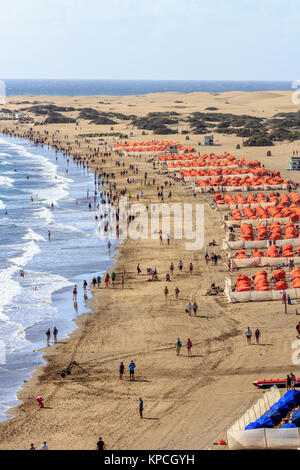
top-left (0, 91), bottom-right (300, 450)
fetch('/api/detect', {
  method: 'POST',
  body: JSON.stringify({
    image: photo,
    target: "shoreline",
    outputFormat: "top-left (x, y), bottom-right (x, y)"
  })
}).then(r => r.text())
top-left (0, 92), bottom-right (299, 449)
top-left (0, 133), bottom-right (118, 423)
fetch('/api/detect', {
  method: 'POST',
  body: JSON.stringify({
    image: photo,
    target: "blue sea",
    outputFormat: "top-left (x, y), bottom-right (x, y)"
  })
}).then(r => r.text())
top-left (1, 79), bottom-right (293, 97)
top-left (0, 135), bottom-right (116, 421)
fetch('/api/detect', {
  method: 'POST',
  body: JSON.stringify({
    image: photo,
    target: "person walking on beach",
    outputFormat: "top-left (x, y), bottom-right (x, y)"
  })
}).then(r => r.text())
top-left (186, 301), bottom-right (192, 316)
top-left (291, 372), bottom-right (296, 390)
top-left (139, 397), bottom-right (144, 419)
top-left (97, 275), bottom-right (101, 287)
top-left (170, 262), bottom-right (174, 275)
top-left (96, 437), bottom-right (105, 450)
top-left (287, 374), bottom-right (292, 391)
top-left (167, 233), bottom-right (170, 245)
top-left (189, 262), bottom-right (193, 275)
top-left (129, 360), bottom-right (136, 381)
top-left (255, 328), bottom-right (260, 344)
top-left (53, 326), bottom-right (58, 344)
top-left (175, 338), bottom-right (182, 356)
top-left (137, 263), bottom-right (141, 275)
top-left (73, 284), bottom-right (77, 301)
top-left (92, 277), bottom-right (97, 288)
top-left (175, 287), bottom-right (180, 299)
top-left (105, 273), bottom-right (110, 288)
top-left (186, 338), bottom-right (193, 356)
top-left (192, 302), bottom-right (198, 316)
top-left (83, 280), bottom-right (88, 290)
top-left (29, 443), bottom-right (35, 450)
top-left (46, 328), bottom-right (51, 347)
top-left (111, 271), bottom-right (116, 285)
top-left (107, 240), bottom-right (111, 251)
top-left (245, 327), bottom-right (252, 344)
top-left (40, 442), bottom-right (48, 450)
top-left (179, 260), bottom-right (183, 272)
top-left (119, 362), bottom-right (124, 380)
top-left (47, 230), bottom-right (51, 240)
top-left (164, 285), bottom-right (169, 300)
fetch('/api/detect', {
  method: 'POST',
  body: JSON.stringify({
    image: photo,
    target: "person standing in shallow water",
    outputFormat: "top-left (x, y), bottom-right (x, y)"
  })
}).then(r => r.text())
top-left (73, 284), bottom-right (77, 301)
top-left (53, 326), bottom-right (58, 344)
top-left (46, 328), bottom-right (51, 346)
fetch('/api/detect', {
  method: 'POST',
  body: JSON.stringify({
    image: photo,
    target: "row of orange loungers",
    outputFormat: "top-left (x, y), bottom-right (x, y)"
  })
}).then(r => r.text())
top-left (235, 268), bottom-right (300, 292)
top-left (194, 175), bottom-right (288, 187)
top-left (215, 192), bottom-right (300, 206)
top-left (179, 168), bottom-right (269, 176)
top-left (234, 245), bottom-right (300, 259)
top-left (231, 204), bottom-right (300, 221)
top-left (240, 221), bottom-right (300, 241)
top-left (114, 141), bottom-right (195, 153)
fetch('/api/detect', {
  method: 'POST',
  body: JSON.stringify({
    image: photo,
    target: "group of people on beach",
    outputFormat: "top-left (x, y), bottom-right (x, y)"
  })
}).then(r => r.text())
top-left (45, 327), bottom-right (58, 346)
top-left (245, 327), bottom-right (261, 344)
top-left (175, 338), bottom-right (193, 356)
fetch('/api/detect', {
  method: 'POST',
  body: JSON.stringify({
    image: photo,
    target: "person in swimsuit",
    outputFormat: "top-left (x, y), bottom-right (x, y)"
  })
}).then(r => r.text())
top-left (73, 284), bottom-right (77, 301)
top-left (119, 362), bottom-right (124, 380)
top-left (255, 328), bottom-right (261, 344)
top-left (53, 326), bottom-right (58, 344)
top-left (46, 328), bottom-right (51, 347)
top-left (175, 287), bottom-right (180, 299)
top-left (164, 286), bottom-right (168, 300)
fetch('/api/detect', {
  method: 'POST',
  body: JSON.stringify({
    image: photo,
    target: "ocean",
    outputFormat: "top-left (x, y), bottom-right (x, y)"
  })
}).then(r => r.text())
top-left (0, 135), bottom-right (116, 421)
top-left (1, 79), bottom-right (293, 97)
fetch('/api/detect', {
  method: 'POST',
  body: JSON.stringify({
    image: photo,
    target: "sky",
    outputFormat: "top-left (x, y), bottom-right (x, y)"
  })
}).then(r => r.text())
top-left (0, 0), bottom-right (299, 80)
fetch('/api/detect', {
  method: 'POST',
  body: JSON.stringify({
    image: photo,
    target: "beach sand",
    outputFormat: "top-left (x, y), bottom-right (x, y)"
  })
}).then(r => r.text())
top-left (0, 91), bottom-right (299, 450)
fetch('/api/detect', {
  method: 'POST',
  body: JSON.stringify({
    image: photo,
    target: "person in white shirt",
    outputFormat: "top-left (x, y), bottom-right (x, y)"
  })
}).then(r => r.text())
top-left (40, 441), bottom-right (48, 450)
top-left (245, 327), bottom-right (252, 344)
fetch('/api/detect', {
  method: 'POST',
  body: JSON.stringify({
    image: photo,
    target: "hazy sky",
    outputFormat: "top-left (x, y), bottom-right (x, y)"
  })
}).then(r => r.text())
top-left (1, 0), bottom-right (299, 80)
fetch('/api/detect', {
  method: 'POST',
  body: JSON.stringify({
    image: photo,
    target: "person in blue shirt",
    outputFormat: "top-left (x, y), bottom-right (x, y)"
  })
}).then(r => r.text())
top-left (129, 360), bottom-right (136, 381)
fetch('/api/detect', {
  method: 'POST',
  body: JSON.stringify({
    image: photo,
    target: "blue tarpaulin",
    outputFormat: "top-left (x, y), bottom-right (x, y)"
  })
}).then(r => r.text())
top-left (291, 408), bottom-right (300, 426)
top-left (245, 389), bottom-right (300, 430)
top-left (281, 422), bottom-right (296, 428)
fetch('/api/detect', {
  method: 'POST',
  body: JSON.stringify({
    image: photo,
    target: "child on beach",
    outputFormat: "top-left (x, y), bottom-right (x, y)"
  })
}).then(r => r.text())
top-left (105, 274), bottom-right (110, 287)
